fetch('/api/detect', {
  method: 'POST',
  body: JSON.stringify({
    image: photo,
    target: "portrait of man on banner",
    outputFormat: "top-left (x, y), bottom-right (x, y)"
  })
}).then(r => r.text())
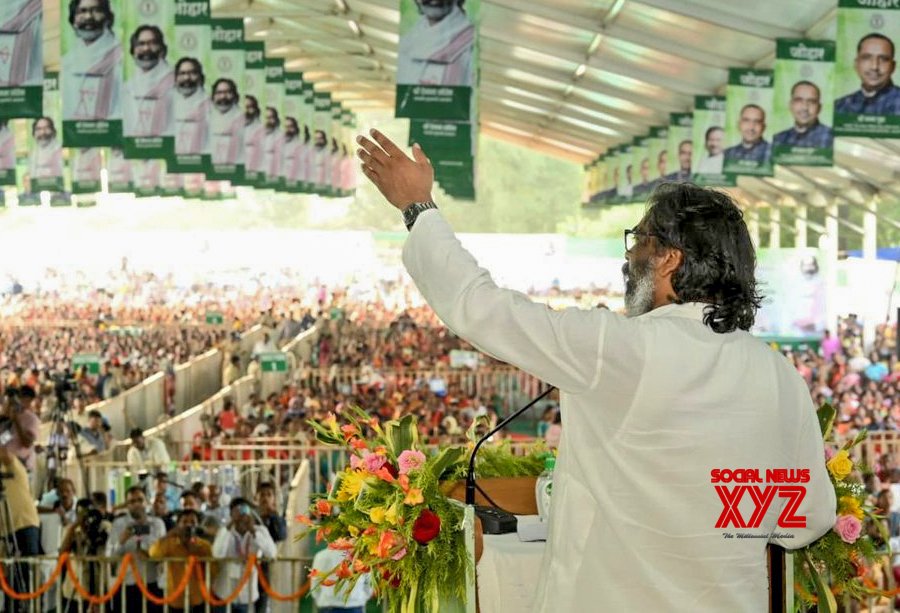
top-left (665, 139), bottom-right (692, 182)
top-left (311, 128), bottom-right (330, 188)
top-left (695, 126), bottom-right (724, 174)
top-left (282, 116), bottom-right (302, 184)
top-left (773, 81), bottom-right (834, 148)
top-left (209, 77), bottom-right (243, 166)
top-left (835, 32), bottom-right (900, 115)
top-left (173, 57), bottom-right (209, 155)
top-left (723, 104), bottom-right (772, 167)
top-left (397, 0), bottom-right (474, 86)
top-left (0, 121), bottom-right (14, 175)
top-left (61, 0), bottom-right (122, 121)
top-left (0, 0), bottom-right (42, 88)
top-left (73, 148), bottom-right (102, 186)
top-left (107, 147), bottom-right (132, 190)
top-left (28, 117), bottom-right (63, 180)
top-left (122, 24), bottom-right (174, 137)
top-left (263, 106), bottom-right (283, 181)
top-left (244, 95), bottom-right (265, 175)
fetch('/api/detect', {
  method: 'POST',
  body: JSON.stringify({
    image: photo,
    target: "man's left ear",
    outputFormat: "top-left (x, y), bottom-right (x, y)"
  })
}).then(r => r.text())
top-left (656, 247), bottom-right (683, 280)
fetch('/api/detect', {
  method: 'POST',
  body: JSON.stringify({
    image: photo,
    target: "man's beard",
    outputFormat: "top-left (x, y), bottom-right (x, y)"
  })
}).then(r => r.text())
top-left (135, 53), bottom-right (159, 71)
top-left (75, 22), bottom-right (104, 42)
top-left (176, 83), bottom-right (197, 97)
top-left (36, 136), bottom-right (53, 148)
top-left (623, 258), bottom-right (656, 317)
top-left (214, 100), bottom-right (233, 114)
top-left (420, 0), bottom-right (453, 20)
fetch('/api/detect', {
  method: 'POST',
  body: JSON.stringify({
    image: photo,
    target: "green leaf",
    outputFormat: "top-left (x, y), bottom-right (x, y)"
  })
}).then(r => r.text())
top-left (384, 414), bottom-right (418, 456)
top-left (428, 447), bottom-right (466, 481)
top-left (802, 549), bottom-right (837, 613)
top-left (817, 403), bottom-right (836, 440)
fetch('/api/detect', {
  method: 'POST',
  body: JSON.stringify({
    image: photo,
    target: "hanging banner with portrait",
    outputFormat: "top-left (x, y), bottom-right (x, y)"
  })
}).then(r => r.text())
top-left (282, 71), bottom-right (304, 193)
top-left (121, 0), bottom-right (174, 159)
top-left (70, 147), bottom-right (102, 193)
top-left (666, 112), bottom-right (693, 182)
top-left (835, 1), bottom-right (900, 137)
top-left (723, 69), bottom-right (774, 177)
top-left (630, 135), bottom-right (652, 199)
top-left (133, 158), bottom-right (162, 197)
top-left (170, 0), bottom-right (211, 173)
top-left (311, 91), bottom-right (332, 194)
top-left (298, 81), bottom-right (315, 193)
top-left (395, 0), bottom-right (479, 121)
top-left (0, 0), bottom-right (43, 118)
top-left (0, 119), bottom-right (15, 185)
top-left (643, 126), bottom-right (668, 190)
top-left (28, 72), bottom-right (63, 193)
top-left (772, 39), bottom-right (835, 166)
top-left (61, 0), bottom-right (123, 146)
top-left (242, 41), bottom-right (266, 188)
top-left (263, 57), bottom-right (285, 191)
top-left (691, 96), bottom-right (736, 186)
top-left (206, 18), bottom-right (244, 182)
top-left (107, 147), bottom-right (133, 193)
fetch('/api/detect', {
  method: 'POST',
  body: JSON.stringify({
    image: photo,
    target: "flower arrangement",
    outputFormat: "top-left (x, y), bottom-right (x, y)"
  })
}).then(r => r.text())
top-left (298, 407), bottom-right (472, 612)
top-left (794, 403), bottom-right (890, 613)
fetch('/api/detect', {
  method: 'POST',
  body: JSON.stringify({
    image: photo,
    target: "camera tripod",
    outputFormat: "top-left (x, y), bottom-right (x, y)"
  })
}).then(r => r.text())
top-left (43, 385), bottom-right (89, 500)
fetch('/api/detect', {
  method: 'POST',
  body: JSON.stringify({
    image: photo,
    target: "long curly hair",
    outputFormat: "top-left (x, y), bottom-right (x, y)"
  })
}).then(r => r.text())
top-left (643, 182), bottom-right (763, 333)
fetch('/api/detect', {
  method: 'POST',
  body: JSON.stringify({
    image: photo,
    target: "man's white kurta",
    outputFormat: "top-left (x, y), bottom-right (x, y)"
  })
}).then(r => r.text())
top-left (402, 210), bottom-right (836, 612)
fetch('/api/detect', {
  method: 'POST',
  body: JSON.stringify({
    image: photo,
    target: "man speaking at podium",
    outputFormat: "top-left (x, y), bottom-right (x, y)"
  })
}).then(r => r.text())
top-left (355, 130), bottom-right (836, 612)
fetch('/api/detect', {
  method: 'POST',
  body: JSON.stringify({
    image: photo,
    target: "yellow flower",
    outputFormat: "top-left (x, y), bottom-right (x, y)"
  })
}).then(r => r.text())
top-left (385, 503), bottom-right (400, 526)
top-left (404, 488), bottom-right (424, 506)
top-left (369, 506), bottom-right (387, 524)
top-left (348, 525), bottom-right (360, 537)
top-left (827, 450), bottom-right (853, 480)
top-left (336, 470), bottom-right (367, 502)
top-left (838, 496), bottom-right (864, 520)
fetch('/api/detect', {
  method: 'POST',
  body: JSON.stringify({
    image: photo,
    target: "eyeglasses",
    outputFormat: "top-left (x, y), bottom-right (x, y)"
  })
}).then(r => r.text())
top-left (624, 228), bottom-right (659, 252)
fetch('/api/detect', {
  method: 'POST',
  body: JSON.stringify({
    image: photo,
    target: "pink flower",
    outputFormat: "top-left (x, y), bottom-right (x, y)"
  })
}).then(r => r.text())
top-left (391, 547), bottom-right (407, 561)
top-left (834, 515), bottom-right (862, 544)
top-left (363, 453), bottom-right (387, 473)
top-left (350, 455), bottom-right (361, 470)
top-left (824, 446), bottom-right (835, 461)
top-left (398, 450), bottom-right (426, 475)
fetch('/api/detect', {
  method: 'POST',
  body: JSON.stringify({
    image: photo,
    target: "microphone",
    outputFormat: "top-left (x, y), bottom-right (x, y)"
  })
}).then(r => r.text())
top-left (464, 386), bottom-right (557, 533)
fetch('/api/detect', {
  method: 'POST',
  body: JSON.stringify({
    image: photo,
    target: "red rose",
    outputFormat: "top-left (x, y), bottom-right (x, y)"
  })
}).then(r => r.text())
top-left (412, 509), bottom-right (441, 545)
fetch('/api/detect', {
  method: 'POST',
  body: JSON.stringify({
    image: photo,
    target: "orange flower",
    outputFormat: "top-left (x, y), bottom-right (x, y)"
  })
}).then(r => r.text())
top-left (296, 514), bottom-right (313, 526)
top-left (362, 526), bottom-right (378, 537)
top-left (352, 559), bottom-right (370, 573)
top-left (374, 446), bottom-right (387, 455)
top-left (350, 438), bottom-right (368, 450)
top-left (374, 466), bottom-right (396, 483)
top-left (308, 568), bottom-right (320, 578)
top-left (404, 488), bottom-right (424, 506)
top-left (329, 538), bottom-right (355, 551)
top-left (374, 531), bottom-right (398, 558)
top-left (315, 500), bottom-right (333, 516)
top-left (341, 424), bottom-right (359, 439)
top-left (321, 579), bottom-right (337, 587)
top-left (336, 561), bottom-right (352, 579)
top-left (398, 475), bottom-right (410, 492)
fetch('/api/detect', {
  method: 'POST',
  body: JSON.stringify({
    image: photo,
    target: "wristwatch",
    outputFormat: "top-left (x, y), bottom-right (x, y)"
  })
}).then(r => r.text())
top-left (402, 201), bottom-right (438, 231)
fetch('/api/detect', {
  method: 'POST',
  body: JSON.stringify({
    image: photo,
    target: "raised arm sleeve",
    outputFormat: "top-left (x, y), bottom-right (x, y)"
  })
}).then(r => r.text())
top-left (402, 210), bottom-right (605, 394)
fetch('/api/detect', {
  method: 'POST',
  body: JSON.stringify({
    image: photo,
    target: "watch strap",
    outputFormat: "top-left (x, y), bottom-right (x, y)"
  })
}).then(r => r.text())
top-left (402, 201), bottom-right (438, 230)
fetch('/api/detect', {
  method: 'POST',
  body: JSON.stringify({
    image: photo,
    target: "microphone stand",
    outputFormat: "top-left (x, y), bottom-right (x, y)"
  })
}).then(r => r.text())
top-left (465, 386), bottom-right (557, 507)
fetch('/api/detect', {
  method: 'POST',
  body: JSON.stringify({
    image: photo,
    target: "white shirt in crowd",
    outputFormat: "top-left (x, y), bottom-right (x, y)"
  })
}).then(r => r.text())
top-left (402, 210), bottom-right (835, 613)
top-left (126, 437), bottom-right (171, 472)
top-left (107, 515), bottom-right (167, 586)
top-left (212, 525), bottom-right (277, 605)
top-left (310, 548), bottom-right (373, 609)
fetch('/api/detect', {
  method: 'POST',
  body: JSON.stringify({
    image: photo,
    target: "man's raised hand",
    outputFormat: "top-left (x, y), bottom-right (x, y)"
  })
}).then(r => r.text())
top-left (356, 129), bottom-right (433, 210)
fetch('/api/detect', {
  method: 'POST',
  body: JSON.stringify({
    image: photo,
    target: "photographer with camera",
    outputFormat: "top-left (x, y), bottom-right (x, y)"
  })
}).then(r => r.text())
top-left (108, 486), bottom-right (166, 613)
top-left (0, 447), bottom-right (40, 613)
top-left (60, 498), bottom-right (111, 613)
top-left (149, 509), bottom-right (214, 613)
top-left (0, 387), bottom-right (40, 473)
top-left (211, 498), bottom-right (277, 613)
